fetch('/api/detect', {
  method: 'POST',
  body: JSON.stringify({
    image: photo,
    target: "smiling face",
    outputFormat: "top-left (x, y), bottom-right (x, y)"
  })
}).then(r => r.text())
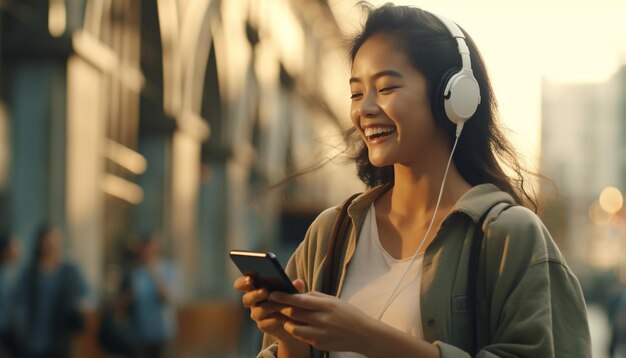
top-left (350, 34), bottom-right (447, 169)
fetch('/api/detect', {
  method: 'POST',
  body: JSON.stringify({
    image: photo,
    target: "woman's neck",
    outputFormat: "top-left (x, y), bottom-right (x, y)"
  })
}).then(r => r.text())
top-left (385, 160), bottom-right (471, 220)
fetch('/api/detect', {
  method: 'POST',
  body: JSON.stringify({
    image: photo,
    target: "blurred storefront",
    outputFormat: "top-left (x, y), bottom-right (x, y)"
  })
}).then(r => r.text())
top-left (0, 0), bottom-right (361, 355)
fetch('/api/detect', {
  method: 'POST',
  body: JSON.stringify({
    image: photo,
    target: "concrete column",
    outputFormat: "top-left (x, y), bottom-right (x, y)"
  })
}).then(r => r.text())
top-left (170, 130), bottom-right (201, 300)
top-left (65, 55), bottom-right (105, 298)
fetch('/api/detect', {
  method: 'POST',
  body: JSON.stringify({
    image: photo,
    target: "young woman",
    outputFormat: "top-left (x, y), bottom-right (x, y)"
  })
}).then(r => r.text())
top-left (235, 4), bottom-right (591, 357)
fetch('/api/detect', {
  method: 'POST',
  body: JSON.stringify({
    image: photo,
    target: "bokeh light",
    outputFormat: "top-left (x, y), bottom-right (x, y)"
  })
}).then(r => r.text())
top-left (589, 200), bottom-right (612, 226)
top-left (599, 186), bottom-right (624, 215)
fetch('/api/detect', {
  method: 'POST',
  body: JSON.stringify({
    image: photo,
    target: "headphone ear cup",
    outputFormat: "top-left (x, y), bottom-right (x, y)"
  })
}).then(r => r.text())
top-left (433, 68), bottom-right (460, 128)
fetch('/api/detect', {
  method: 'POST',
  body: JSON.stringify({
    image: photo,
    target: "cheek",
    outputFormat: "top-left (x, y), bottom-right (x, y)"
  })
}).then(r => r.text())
top-left (349, 105), bottom-right (359, 127)
top-left (385, 97), bottom-right (432, 131)
top-left (349, 106), bottom-right (366, 138)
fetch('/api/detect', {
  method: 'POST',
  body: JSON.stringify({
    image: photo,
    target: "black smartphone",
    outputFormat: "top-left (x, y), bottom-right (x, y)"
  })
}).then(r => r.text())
top-left (229, 250), bottom-right (298, 294)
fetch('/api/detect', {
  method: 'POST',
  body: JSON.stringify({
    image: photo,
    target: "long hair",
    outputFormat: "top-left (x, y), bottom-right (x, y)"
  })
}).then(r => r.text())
top-left (347, 3), bottom-right (537, 210)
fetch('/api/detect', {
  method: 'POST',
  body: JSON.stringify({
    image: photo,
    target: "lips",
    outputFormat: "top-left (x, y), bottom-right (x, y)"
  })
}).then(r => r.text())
top-left (364, 125), bottom-right (397, 141)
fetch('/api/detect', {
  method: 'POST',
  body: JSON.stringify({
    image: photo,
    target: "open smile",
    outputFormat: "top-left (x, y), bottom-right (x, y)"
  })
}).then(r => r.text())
top-left (364, 125), bottom-right (397, 142)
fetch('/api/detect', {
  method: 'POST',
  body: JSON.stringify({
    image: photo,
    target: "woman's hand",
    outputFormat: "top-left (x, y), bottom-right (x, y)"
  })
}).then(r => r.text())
top-left (233, 276), bottom-right (306, 343)
top-left (269, 290), bottom-right (372, 353)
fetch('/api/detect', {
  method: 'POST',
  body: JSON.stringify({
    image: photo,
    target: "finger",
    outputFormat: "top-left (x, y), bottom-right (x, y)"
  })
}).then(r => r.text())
top-left (307, 291), bottom-right (330, 298)
top-left (259, 300), bottom-right (287, 313)
top-left (284, 319), bottom-right (323, 342)
top-left (249, 302), bottom-right (285, 321)
top-left (270, 291), bottom-right (330, 310)
top-left (244, 288), bottom-right (270, 307)
top-left (234, 276), bottom-right (254, 291)
top-left (293, 279), bottom-right (306, 293)
top-left (250, 306), bottom-right (276, 322)
top-left (279, 306), bottom-right (318, 325)
top-left (242, 288), bottom-right (269, 307)
top-left (256, 313), bottom-right (287, 331)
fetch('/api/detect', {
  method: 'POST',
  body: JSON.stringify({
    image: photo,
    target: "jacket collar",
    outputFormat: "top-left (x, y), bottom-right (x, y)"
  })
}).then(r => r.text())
top-left (451, 183), bottom-right (515, 222)
top-left (347, 182), bottom-right (515, 223)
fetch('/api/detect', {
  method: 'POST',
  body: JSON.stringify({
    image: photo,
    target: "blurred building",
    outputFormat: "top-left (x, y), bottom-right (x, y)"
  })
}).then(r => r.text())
top-left (541, 66), bottom-right (626, 281)
top-left (0, 0), bottom-right (362, 355)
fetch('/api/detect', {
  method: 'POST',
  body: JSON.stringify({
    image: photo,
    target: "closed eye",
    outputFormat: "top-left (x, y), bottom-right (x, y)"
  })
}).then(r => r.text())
top-left (379, 86), bottom-right (399, 94)
top-left (350, 93), bottom-right (363, 100)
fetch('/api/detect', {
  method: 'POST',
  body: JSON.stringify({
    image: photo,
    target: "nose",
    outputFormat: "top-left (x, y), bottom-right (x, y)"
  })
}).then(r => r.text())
top-left (357, 92), bottom-right (381, 118)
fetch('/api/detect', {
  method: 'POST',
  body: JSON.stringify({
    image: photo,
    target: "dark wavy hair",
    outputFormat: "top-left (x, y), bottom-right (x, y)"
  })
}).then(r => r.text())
top-left (347, 3), bottom-right (537, 210)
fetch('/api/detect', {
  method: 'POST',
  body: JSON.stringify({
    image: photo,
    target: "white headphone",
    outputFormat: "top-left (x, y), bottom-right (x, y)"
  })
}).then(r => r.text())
top-left (430, 13), bottom-right (481, 136)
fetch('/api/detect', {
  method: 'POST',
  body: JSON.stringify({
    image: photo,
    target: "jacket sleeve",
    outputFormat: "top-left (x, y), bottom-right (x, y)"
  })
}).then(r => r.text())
top-left (257, 206), bottom-right (339, 358)
top-left (436, 206), bottom-right (591, 358)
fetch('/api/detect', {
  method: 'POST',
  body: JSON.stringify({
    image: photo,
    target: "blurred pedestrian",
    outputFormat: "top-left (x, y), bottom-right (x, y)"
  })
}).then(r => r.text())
top-left (609, 288), bottom-right (626, 357)
top-left (98, 244), bottom-right (138, 357)
top-left (14, 225), bottom-right (88, 358)
top-left (122, 234), bottom-right (177, 358)
top-left (97, 291), bottom-right (137, 357)
top-left (0, 232), bottom-right (20, 357)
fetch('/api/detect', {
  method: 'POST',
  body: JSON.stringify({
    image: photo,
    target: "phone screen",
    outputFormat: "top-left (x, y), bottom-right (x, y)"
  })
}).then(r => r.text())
top-left (229, 250), bottom-right (298, 294)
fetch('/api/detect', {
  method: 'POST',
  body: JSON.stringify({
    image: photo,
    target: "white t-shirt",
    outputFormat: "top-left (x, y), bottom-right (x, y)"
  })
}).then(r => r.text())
top-left (332, 204), bottom-right (424, 358)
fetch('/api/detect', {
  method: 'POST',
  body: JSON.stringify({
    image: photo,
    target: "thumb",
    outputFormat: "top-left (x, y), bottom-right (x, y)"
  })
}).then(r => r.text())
top-left (292, 279), bottom-right (305, 293)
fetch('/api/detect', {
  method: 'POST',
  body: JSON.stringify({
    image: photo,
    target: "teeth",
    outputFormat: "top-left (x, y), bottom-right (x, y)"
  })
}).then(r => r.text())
top-left (364, 126), bottom-right (396, 137)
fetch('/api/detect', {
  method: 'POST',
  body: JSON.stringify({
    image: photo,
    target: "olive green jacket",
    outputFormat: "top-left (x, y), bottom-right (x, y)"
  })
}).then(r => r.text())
top-left (259, 184), bottom-right (591, 357)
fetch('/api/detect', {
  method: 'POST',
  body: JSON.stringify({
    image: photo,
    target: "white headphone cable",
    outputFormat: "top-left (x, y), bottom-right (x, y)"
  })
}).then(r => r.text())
top-left (374, 127), bottom-right (462, 321)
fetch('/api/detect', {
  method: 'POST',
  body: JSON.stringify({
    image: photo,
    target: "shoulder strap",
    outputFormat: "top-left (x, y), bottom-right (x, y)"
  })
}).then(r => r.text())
top-left (313, 193), bottom-right (361, 358)
top-left (468, 203), bottom-right (516, 355)
top-left (321, 193), bottom-right (361, 296)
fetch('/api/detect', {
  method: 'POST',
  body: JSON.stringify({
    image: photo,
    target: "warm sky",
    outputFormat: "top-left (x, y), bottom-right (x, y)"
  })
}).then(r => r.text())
top-left (330, 0), bottom-right (626, 170)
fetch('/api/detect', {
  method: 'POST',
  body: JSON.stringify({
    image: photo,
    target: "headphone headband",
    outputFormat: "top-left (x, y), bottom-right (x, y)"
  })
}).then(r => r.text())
top-left (429, 12), bottom-right (472, 70)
